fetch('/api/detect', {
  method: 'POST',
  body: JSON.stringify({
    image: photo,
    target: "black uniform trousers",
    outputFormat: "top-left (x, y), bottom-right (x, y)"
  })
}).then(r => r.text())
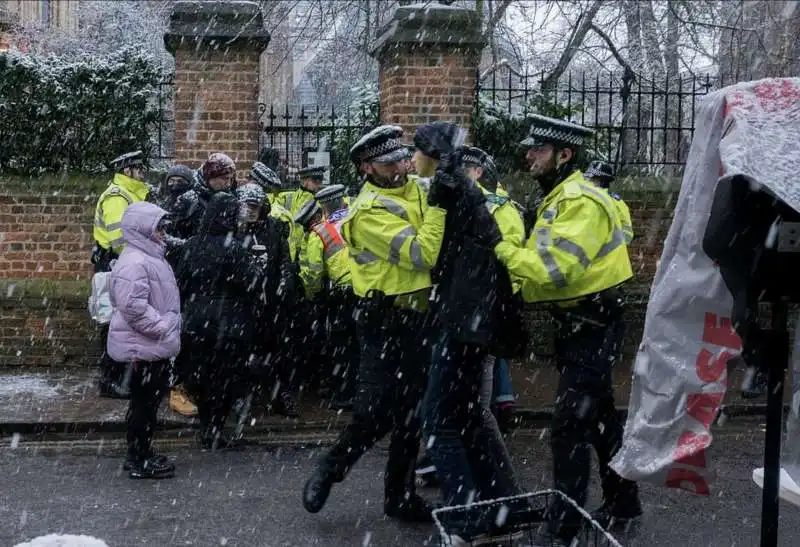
top-left (549, 302), bottom-right (638, 530)
top-left (126, 360), bottom-right (170, 462)
top-left (324, 286), bottom-right (360, 401)
top-left (320, 301), bottom-right (432, 506)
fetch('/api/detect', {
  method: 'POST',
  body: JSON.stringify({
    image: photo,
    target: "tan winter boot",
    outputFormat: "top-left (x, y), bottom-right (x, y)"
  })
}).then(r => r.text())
top-left (169, 385), bottom-right (198, 417)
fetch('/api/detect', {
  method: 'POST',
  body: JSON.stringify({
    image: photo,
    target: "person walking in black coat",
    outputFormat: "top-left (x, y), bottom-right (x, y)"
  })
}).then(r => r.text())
top-left (174, 192), bottom-right (268, 450)
top-left (236, 182), bottom-right (295, 396)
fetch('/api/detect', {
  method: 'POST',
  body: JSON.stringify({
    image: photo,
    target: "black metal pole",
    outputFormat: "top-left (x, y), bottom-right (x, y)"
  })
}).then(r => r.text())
top-left (760, 299), bottom-right (789, 547)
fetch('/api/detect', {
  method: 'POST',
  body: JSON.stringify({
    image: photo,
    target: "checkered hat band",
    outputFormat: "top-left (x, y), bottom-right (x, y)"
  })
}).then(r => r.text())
top-left (462, 153), bottom-right (482, 166)
top-left (362, 138), bottom-right (405, 162)
top-left (532, 126), bottom-right (586, 147)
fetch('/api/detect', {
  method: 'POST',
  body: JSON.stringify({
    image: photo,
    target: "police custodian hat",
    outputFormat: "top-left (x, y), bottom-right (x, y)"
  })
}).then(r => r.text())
top-left (520, 114), bottom-right (594, 149)
top-left (109, 150), bottom-right (144, 171)
top-left (349, 125), bottom-right (411, 165)
top-left (315, 184), bottom-right (347, 204)
top-left (297, 165), bottom-right (327, 180)
top-left (294, 199), bottom-right (322, 226)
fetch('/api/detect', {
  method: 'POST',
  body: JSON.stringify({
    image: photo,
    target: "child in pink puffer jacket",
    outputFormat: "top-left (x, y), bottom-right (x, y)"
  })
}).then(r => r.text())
top-left (108, 201), bottom-right (181, 479)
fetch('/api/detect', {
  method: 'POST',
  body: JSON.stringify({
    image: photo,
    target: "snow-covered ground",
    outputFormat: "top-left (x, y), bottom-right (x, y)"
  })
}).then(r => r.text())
top-left (14, 535), bottom-right (109, 547)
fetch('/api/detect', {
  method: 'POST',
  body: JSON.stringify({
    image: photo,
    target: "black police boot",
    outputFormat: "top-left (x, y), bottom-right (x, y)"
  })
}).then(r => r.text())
top-left (303, 465), bottom-right (336, 513)
top-left (590, 497), bottom-right (643, 529)
top-left (384, 493), bottom-right (434, 523)
top-left (741, 366), bottom-right (768, 399)
top-left (129, 455), bottom-right (175, 479)
top-left (414, 454), bottom-right (440, 487)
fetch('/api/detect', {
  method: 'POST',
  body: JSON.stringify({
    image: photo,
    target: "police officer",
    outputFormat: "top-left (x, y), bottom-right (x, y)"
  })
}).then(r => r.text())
top-left (301, 184), bottom-right (358, 409)
top-left (489, 115), bottom-right (641, 538)
top-left (92, 150), bottom-right (149, 398)
top-left (285, 166), bottom-right (325, 217)
top-left (250, 162), bottom-right (303, 263)
top-left (585, 160), bottom-right (634, 244)
top-left (302, 125), bottom-right (445, 523)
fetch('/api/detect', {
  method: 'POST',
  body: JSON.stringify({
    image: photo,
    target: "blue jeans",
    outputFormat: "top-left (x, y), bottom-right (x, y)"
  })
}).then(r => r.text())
top-left (422, 332), bottom-right (512, 506)
top-left (493, 358), bottom-right (514, 405)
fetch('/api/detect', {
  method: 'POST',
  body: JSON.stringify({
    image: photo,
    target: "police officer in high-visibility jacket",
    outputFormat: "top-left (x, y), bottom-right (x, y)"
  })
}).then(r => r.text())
top-left (300, 184), bottom-right (358, 409)
top-left (249, 162), bottom-right (303, 263)
top-left (490, 115), bottom-right (642, 539)
top-left (585, 160), bottom-right (634, 244)
top-left (285, 165), bottom-right (324, 217)
top-left (92, 150), bottom-right (150, 398)
top-left (302, 125), bottom-right (445, 523)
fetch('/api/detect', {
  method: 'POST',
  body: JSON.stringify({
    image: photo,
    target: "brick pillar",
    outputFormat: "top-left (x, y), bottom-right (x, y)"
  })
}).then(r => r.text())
top-left (371, 3), bottom-right (485, 139)
top-left (164, 1), bottom-right (270, 168)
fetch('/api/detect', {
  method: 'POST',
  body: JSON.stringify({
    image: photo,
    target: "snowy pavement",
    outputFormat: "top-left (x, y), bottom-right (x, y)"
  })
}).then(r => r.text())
top-left (0, 365), bottom-right (786, 436)
top-left (0, 416), bottom-right (798, 546)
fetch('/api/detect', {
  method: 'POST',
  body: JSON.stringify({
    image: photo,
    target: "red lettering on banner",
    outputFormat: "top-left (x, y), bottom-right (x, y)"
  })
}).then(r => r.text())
top-left (702, 313), bottom-right (742, 350)
top-left (696, 348), bottom-right (735, 382)
top-left (673, 432), bottom-right (711, 467)
top-left (665, 468), bottom-right (710, 496)
top-left (687, 392), bottom-right (725, 429)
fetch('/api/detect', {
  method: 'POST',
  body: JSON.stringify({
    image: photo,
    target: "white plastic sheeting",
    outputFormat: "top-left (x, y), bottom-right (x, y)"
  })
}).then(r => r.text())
top-left (610, 78), bottom-right (800, 495)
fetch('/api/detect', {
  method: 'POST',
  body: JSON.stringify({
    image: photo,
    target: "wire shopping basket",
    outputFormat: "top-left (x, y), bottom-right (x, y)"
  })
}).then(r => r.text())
top-left (432, 490), bottom-right (623, 547)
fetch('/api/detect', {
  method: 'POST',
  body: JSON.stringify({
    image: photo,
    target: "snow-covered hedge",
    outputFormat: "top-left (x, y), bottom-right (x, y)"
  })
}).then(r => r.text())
top-left (0, 47), bottom-right (164, 175)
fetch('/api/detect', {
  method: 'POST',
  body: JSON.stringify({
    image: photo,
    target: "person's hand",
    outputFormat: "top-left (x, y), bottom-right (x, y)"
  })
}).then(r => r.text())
top-left (427, 174), bottom-right (459, 209)
top-left (473, 207), bottom-right (503, 248)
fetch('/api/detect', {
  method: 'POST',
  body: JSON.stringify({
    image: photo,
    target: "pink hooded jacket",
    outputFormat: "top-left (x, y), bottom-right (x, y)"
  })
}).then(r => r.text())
top-left (107, 201), bottom-right (181, 362)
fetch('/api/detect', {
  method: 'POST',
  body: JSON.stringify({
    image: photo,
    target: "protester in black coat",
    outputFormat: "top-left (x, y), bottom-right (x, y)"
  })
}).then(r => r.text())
top-left (174, 192), bottom-right (268, 449)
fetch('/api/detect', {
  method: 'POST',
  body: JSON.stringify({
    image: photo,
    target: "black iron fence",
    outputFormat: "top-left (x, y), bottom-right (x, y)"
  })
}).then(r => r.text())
top-left (477, 68), bottom-right (719, 175)
top-left (258, 103), bottom-right (379, 186)
top-left (154, 79), bottom-right (175, 162)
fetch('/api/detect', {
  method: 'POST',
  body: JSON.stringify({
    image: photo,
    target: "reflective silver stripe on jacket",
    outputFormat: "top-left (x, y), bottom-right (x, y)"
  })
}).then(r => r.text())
top-left (597, 228), bottom-right (626, 258)
top-left (388, 226), bottom-right (416, 265)
top-left (352, 249), bottom-right (380, 265)
top-left (375, 196), bottom-right (409, 220)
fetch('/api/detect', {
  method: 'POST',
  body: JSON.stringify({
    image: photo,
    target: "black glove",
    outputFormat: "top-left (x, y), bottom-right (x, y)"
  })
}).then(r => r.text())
top-left (472, 206), bottom-right (503, 248)
top-left (427, 172), bottom-right (459, 209)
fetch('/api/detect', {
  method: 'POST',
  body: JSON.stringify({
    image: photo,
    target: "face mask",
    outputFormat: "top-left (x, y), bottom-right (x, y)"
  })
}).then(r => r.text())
top-left (168, 180), bottom-right (193, 196)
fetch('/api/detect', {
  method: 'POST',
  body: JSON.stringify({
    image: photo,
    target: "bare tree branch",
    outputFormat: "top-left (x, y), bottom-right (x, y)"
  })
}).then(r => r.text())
top-left (540, 0), bottom-right (602, 92)
top-left (589, 23), bottom-right (635, 77)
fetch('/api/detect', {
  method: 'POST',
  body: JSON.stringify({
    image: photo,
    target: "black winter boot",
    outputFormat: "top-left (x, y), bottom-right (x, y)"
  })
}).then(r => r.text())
top-left (303, 465), bottom-right (336, 513)
top-left (129, 455), bottom-right (175, 479)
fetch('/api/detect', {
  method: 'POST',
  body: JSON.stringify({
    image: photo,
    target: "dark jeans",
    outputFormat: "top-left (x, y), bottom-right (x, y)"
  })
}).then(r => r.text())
top-left (550, 312), bottom-right (638, 529)
top-left (126, 360), bottom-right (169, 462)
top-left (182, 331), bottom-right (250, 438)
top-left (493, 358), bottom-right (514, 405)
top-left (423, 333), bottom-right (517, 506)
top-left (319, 305), bottom-right (431, 505)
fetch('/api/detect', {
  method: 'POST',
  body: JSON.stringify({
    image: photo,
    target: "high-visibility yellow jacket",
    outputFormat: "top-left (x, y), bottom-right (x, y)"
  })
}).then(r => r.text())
top-left (340, 175), bottom-right (446, 310)
top-left (269, 201), bottom-right (301, 261)
top-left (494, 170), bottom-right (632, 304)
top-left (610, 192), bottom-right (634, 244)
top-left (480, 183), bottom-right (526, 293)
top-left (286, 187), bottom-right (316, 218)
top-left (93, 173), bottom-right (149, 254)
top-left (300, 220), bottom-right (352, 298)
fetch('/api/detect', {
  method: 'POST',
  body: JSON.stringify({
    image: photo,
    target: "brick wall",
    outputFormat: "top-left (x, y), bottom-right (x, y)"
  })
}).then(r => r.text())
top-left (173, 47), bottom-right (262, 168)
top-left (378, 47), bottom-right (481, 134)
top-left (0, 193), bottom-right (94, 279)
top-left (0, 189), bottom-right (673, 368)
